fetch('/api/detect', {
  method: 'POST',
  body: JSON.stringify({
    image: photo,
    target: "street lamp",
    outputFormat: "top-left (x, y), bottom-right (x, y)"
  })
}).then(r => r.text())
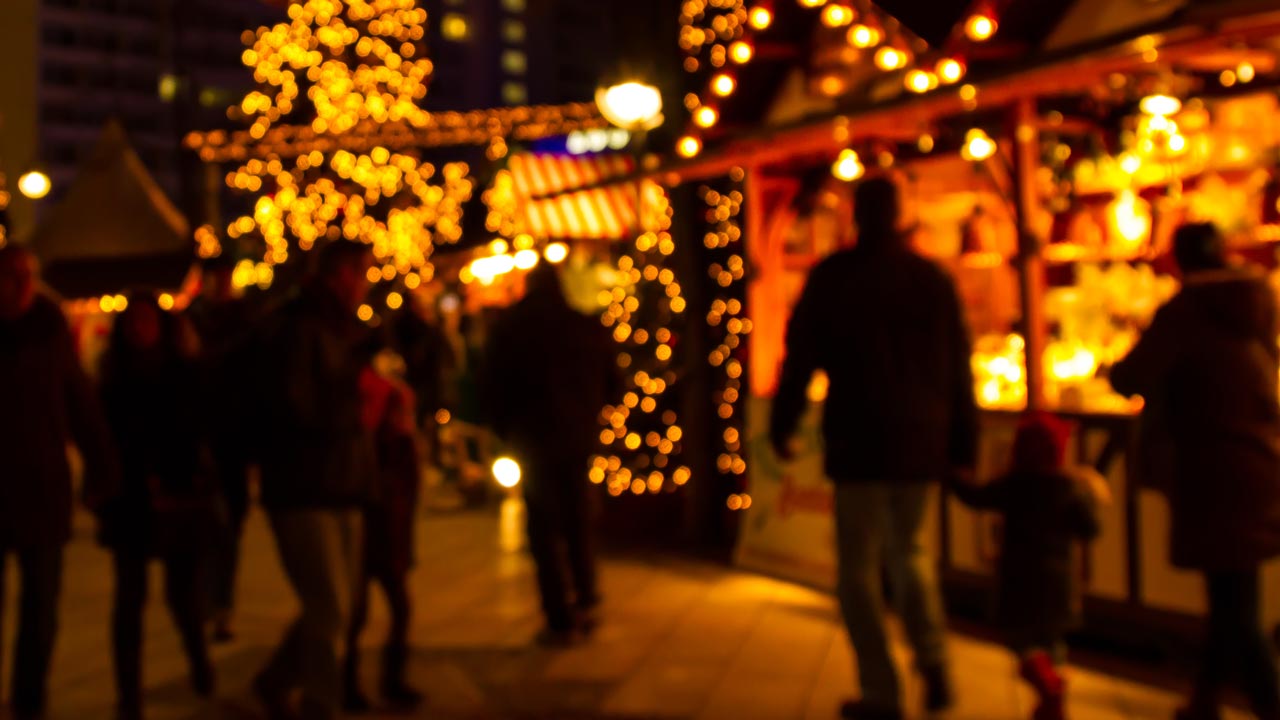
top-left (18, 170), bottom-right (51, 200)
top-left (595, 81), bottom-right (664, 132)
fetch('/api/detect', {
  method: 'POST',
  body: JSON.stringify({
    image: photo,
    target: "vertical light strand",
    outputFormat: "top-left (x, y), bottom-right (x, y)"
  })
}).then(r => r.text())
top-left (591, 180), bottom-right (691, 497)
top-left (701, 178), bottom-right (751, 510)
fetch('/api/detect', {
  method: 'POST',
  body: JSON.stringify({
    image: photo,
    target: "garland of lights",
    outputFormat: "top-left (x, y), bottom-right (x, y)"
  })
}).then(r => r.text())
top-left (186, 103), bottom-right (608, 163)
top-left (701, 178), bottom-right (754, 510)
top-left (589, 181), bottom-right (693, 497)
top-left (216, 0), bottom-right (477, 274)
top-left (675, 0), bottom-right (1000, 161)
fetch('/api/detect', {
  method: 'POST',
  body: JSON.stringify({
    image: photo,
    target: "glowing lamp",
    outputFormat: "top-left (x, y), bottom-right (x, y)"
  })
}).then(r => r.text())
top-left (493, 457), bottom-right (522, 488)
top-left (798, 0), bottom-right (825, 7)
top-left (677, 135), bottom-right (702, 158)
top-left (748, 6), bottom-right (773, 30)
top-left (513, 249), bottom-right (539, 270)
top-left (965, 14), bottom-right (997, 42)
top-left (595, 81), bottom-right (664, 131)
top-left (962, 129), bottom-right (996, 162)
top-left (905, 70), bottom-right (936, 93)
top-left (18, 171), bottom-right (51, 200)
top-left (937, 58), bottom-right (965, 84)
top-left (847, 24), bottom-right (881, 48)
top-left (874, 47), bottom-right (907, 71)
top-left (821, 4), bottom-right (855, 27)
top-left (544, 242), bottom-right (569, 264)
top-left (1238, 61), bottom-right (1256, 83)
top-left (694, 106), bottom-right (719, 128)
top-left (711, 73), bottom-right (737, 97)
top-left (1139, 94), bottom-right (1181, 117)
top-left (729, 41), bottom-right (754, 64)
top-left (832, 149), bottom-right (865, 181)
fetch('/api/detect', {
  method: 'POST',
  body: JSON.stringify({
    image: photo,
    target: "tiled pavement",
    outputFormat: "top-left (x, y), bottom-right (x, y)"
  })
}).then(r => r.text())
top-left (0, 497), bottom-right (1254, 720)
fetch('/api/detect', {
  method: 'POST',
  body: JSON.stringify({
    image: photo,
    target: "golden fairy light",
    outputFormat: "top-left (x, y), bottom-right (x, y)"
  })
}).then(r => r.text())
top-left (217, 1), bottom-right (474, 273)
top-left (593, 181), bottom-right (688, 497)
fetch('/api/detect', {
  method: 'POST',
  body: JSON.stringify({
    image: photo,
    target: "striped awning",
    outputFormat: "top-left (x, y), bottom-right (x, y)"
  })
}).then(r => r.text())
top-left (507, 153), bottom-right (638, 241)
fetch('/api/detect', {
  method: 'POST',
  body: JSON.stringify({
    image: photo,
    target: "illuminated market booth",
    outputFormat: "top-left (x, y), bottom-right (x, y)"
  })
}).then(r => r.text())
top-left (635, 0), bottom-right (1280, 641)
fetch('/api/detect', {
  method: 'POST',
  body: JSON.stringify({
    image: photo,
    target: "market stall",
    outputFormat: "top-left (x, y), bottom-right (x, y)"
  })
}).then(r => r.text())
top-left (637, 0), bottom-right (1280, 641)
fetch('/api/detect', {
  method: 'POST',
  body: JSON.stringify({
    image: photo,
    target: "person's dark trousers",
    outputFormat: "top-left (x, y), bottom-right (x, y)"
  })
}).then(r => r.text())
top-left (344, 568), bottom-right (412, 691)
top-left (1189, 569), bottom-right (1280, 717)
top-left (257, 509), bottom-right (362, 717)
top-left (211, 448), bottom-right (251, 621)
top-left (523, 456), bottom-right (598, 633)
top-left (111, 549), bottom-right (213, 714)
top-left (0, 544), bottom-right (63, 718)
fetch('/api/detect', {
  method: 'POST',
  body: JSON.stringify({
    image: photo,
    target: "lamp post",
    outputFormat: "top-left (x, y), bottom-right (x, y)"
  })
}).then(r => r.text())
top-left (596, 80), bottom-right (664, 238)
top-left (17, 170), bottom-right (51, 200)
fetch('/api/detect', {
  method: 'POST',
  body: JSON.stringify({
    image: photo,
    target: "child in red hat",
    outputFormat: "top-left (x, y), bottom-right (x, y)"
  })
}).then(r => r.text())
top-left (952, 412), bottom-right (1109, 720)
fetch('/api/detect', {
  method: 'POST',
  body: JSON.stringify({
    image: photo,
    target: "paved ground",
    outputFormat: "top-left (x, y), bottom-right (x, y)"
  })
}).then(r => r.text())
top-left (0, 496), bottom-right (1253, 720)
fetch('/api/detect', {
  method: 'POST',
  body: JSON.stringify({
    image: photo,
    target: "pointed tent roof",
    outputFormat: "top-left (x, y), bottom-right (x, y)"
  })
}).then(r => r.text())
top-left (30, 120), bottom-right (193, 298)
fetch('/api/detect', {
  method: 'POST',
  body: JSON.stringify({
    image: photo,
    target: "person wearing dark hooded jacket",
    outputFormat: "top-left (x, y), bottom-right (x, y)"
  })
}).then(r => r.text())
top-left (483, 262), bottom-right (620, 645)
top-left (0, 245), bottom-right (116, 719)
top-left (770, 177), bottom-right (976, 720)
top-left (1111, 223), bottom-right (1280, 720)
top-left (98, 294), bottom-right (218, 720)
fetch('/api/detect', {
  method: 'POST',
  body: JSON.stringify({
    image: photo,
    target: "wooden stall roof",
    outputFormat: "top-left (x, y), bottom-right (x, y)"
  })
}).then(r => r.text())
top-left (30, 121), bottom-right (192, 298)
top-left (563, 2), bottom-right (1280, 193)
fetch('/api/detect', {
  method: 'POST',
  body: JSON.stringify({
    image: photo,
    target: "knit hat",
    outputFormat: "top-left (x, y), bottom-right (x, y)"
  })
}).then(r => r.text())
top-left (1012, 411), bottom-right (1072, 471)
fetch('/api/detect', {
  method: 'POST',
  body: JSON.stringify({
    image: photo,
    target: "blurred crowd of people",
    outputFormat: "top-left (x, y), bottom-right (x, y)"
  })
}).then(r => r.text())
top-left (0, 239), bottom-right (595, 720)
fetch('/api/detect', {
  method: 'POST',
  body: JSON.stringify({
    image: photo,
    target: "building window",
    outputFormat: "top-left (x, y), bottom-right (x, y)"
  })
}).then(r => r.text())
top-left (501, 49), bottom-right (527, 75)
top-left (502, 82), bottom-right (528, 105)
top-left (502, 0), bottom-right (526, 12)
top-left (441, 13), bottom-right (470, 41)
top-left (502, 19), bottom-right (526, 43)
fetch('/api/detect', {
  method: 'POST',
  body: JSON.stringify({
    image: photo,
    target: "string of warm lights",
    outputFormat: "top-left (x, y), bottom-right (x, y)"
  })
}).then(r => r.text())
top-left (700, 177), bottom-right (752, 510)
top-left (589, 181), bottom-right (693, 497)
top-left (677, 0), bottom-right (1001, 163)
top-left (194, 224), bottom-right (223, 259)
top-left (186, 103), bottom-right (608, 163)
top-left (225, 148), bottom-right (472, 272)
top-left (211, 0), bottom-right (484, 276)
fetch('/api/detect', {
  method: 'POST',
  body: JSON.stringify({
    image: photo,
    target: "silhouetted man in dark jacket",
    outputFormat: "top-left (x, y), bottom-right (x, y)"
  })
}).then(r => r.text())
top-left (484, 263), bottom-right (619, 644)
top-left (1112, 223), bottom-right (1280, 720)
top-left (770, 177), bottom-right (977, 720)
top-left (0, 244), bottom-right (115, 719)
top-left (252, 241), bottom-right (375, 720)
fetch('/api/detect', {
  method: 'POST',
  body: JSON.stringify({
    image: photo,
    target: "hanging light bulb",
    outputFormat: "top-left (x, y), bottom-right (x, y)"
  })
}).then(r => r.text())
top-left (1139, 94), bottom-right (1181, 117)
top-left (1237, 61), bottom-right (1256, 83)
top-left (832, 149), bottom-right (865, 181)
top-left (936, 58), bottom-right (965, 84)
top-left (694, 106), bottom-right (719, 128)
top-left (748, 6), bottom-right (773, 30)
top-left (962, 128), bottom-right (997, 161)
top-left (677, 135), bottom-right (702, 158)
top-left (729, 40), bottom-right (754, 64)
top-left (847, 24), bottom-right (881, 48)
top-left (821, 3), bottom-right (855, 27)
top-left (965, 13), bottom-right (998, 42)
top-left (904, 70), bottom-right (936, 93)
top-left (711, 73), bottom-right (737, 97)
top-left (874, 46), bottom-right (907, 71)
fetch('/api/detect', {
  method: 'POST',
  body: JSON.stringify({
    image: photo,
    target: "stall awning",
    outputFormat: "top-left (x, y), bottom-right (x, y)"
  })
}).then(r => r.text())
top-left (30, 120), bottom-right (192, 298)
top-left (507, 153), bottom-right (638, 241)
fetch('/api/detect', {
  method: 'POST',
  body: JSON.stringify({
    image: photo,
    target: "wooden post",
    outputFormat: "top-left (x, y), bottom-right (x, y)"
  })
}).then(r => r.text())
top-left (1010, 97), bottom-right (1047, 411)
